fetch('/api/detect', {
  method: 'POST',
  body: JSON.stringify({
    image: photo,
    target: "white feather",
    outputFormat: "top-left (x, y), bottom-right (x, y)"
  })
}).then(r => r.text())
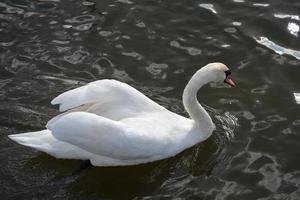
top-left (51, 79), bottom-right (160, 113)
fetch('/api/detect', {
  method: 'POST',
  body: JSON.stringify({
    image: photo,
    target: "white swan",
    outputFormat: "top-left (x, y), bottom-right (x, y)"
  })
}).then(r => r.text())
top-left (8, 62), bottom-right (235, 167)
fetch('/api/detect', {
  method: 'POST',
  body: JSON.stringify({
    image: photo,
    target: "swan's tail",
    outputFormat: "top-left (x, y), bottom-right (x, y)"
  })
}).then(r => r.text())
top-left (8, 130), bottom-right (51, 151)
top-left (8, 130), bottom-right (91, 160)
top-left (8, 129), bottom-right (68, 158)
top-left (8, 130), bottom-right (145, 166)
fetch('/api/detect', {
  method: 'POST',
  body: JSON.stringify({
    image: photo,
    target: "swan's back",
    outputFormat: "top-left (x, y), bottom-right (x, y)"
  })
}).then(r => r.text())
top-left (50, 79), bottom-right (164, 120)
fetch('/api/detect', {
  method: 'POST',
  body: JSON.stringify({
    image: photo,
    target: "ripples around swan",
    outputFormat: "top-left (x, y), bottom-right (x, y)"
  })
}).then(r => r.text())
top-left (1, 0), bottom-right (300, 199)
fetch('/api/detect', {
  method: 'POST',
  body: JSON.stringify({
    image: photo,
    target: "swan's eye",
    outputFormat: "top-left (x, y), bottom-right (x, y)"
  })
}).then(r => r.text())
top-left (224, 70), bottom-right (231, 78)
top-left (224, 70), bottom-right (235, 87)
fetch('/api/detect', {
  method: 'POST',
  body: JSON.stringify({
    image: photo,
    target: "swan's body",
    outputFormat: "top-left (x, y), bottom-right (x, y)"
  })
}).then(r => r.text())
top-left (9, 63), bottom-right (235, 166)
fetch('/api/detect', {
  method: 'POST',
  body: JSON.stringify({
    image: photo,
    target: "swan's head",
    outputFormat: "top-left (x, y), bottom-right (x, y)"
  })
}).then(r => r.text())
top-left (201, 62), bottom-right (235, 87)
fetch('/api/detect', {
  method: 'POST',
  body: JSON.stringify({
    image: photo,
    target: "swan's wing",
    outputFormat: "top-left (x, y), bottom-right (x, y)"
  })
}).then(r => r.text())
top-left (46, 112), bottom-right (167, 160)
top-left (51, 79), bottom-right (160, 112)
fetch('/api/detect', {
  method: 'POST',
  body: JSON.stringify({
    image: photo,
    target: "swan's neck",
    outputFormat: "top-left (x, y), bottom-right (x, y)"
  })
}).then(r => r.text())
top-left (183, 70), bottom-right (215, 132)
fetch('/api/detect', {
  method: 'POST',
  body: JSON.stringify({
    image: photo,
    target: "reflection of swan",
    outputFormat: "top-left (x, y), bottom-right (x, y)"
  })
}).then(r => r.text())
top-left (9, 63), bottom-right (235, 167)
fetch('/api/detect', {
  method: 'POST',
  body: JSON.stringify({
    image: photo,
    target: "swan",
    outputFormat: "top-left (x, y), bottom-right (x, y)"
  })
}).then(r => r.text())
top-left (8, 62), bottom-right (235, 167)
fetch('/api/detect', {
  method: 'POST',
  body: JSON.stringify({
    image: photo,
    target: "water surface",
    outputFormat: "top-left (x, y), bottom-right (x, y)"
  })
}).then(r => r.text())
top-left (1, 0), bottom-right (300, 199)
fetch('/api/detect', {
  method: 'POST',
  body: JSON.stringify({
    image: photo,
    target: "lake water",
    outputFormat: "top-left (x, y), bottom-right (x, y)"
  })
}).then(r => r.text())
top-left (1, 0), bottom-right (300, 199)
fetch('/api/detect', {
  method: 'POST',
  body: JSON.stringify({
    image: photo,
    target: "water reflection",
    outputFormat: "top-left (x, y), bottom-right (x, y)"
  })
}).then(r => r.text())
top-left (198, 3), bottom-right (217, 14)
top-left (294, 93), bottom-right (300, 104)
top-left (116, 0), bottom-right (133, 5)
top-left (255, 36), bottom-right (300, 60)
top-left (252, 3), bottom-right (269, 7)
top-left (146, 63), bottom-right (168, 79)
top-left (65, 15), bottom-right (96, 23)
top-left (64, 49), bottom-right (89, 64)
top-left (169, 40), bottom-right (202, 56)
top-left (274, 13), bottom-right (300, 21)
top-left (251, 120), bottom-right (271, 132)
top-left (288, 22), bottom-right (299, 37)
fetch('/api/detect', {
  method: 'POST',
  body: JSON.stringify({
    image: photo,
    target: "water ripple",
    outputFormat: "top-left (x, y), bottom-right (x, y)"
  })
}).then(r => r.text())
top-left (146, 63), bottom-right (168, 79)
top-left (198, 4), bottom-right (217, 14)
top-left (215, 111), bottom-right (238, 139)
top-left (274, 13), bottom-right (300, 21)
top-left (136, 21), bottom-right (146, 28)
top-left (0, 40), bottom-right (16, 47)
top-left (63, 49), bottom-right (89, 64)
top-left (294, 93), bottom-right (300, 104)
top-left (232, 111), bottom-right (255, 120)
top-left (116, 0), bottom-right (133, 5)
top-left (258, 163), bottom-right (281, 192)
top-left (65, 15), bottom-right (96, 23)
top-left (72, 23), bottom-right (93, 31)
top-left (0, 2), bottom-right (24, 14)
top-left (224, 27), bottom-right (237, 33)
top-left (91, 57), bottom-right (114, 77)
top-left (288, 22), bottom-right (299, 37)
top-left (266, 114), bottom-right (287, 122)
top-left (251, 120), bottom-right (271, 132)
top-left (99, 30), bottom-right (113, 37)
top-left (121, 51), bottom-right (143, 60)
top-left (170, 40), bottom-right (202, 56)
top-left (255, 36), bottom-right (300, 60)
top-left (253, 3), bottom-right (269, 7)
top-left (292, 119), bottom-right (300, 126)
top-left (82, 1), bottom-right (95, 6)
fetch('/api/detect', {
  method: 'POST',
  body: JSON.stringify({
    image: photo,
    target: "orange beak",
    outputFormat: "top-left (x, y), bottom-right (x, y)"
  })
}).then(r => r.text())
top-left (224, 76), bottom-right (235, 87)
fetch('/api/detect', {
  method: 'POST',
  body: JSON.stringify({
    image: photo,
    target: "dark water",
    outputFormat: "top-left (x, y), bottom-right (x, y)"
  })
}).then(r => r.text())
top-left (1, 0), bottom-right (300, 199)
